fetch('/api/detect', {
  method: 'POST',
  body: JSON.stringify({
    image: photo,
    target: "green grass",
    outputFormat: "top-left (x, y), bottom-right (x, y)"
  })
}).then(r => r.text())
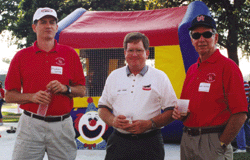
top-left (2, 111), bottom-right (20, 123)
top-left (2, 111), bottom-right (21, 116)
top-left (3, 118), bottom-right (19, 123)
top-left (1, 103), bottom-right (20, 122)
top-left (234, 152), bottom-right (250, 160)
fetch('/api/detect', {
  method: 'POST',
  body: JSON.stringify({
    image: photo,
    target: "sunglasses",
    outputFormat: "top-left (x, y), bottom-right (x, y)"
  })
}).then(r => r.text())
top-left (191, 31), bottom-right (214, 40)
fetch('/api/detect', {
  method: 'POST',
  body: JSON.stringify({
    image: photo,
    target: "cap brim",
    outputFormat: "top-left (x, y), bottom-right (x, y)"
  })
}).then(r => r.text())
top-left (33, 14), bottom-right (58, 23)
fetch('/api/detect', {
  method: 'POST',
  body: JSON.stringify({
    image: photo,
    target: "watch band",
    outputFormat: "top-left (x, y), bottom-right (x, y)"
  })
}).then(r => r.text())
top-left (65, 85), bottom-right (71, 95)
top-left (150, 119), bottom-right (157, 129)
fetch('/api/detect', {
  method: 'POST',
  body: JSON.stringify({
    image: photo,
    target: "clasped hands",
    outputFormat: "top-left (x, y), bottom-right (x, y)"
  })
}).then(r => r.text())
top-left (113, 115), bottom-right (150, 134)
top-left (31, 80), bottom-right (67, 105)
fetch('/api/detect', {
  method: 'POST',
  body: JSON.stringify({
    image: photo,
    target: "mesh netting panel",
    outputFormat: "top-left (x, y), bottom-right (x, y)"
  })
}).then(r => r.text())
top-left (80, 47), bottom-right (155, 97)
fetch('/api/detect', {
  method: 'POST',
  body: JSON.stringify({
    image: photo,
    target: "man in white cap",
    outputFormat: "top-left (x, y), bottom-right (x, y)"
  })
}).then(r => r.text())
top-left (5, 7), bottom-right (86, 160)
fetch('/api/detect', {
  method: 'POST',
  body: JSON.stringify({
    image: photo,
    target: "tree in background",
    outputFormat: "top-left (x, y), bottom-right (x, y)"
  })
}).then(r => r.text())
top-left (7, 0), bottom-right (91, 48)
top-left (0, 0), bottom-right (20, 33)
top-left (1, 0), bottom-right (249, 66)
top-left (1, 0), bottom-right (146, 48)
top-left (146, 0), bottom-right (250, 66)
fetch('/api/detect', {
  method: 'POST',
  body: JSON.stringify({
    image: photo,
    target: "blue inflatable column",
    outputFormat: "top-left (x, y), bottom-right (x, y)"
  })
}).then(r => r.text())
top-left (55, 8), bottom-right (86, 42)
top-left (178, 1), bottom-right (211, 72)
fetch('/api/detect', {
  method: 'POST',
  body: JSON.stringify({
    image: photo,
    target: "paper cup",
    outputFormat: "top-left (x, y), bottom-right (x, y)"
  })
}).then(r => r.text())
top-left (177, 99), bottom-right (190, 116)
top-left (126, 115), bottom-right (133, 124)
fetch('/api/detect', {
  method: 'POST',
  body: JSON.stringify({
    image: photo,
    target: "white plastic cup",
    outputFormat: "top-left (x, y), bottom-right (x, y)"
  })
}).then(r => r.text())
top-left (177, 99), bottom-right (190, 116)
top-left (126, 115), bottom-right (133, 124)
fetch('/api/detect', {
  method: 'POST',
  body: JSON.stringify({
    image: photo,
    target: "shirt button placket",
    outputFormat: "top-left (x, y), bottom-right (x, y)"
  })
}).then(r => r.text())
top-left (46, 54), bottom-right (49, 63)
top-left (131, 77), bottom-right (135, 94)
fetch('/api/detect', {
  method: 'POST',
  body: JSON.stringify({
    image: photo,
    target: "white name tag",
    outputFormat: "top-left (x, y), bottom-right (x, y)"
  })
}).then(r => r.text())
top-left (51, 66), bottom-right (63, 75)
top-left (199, 82), bottom-right (211, 92)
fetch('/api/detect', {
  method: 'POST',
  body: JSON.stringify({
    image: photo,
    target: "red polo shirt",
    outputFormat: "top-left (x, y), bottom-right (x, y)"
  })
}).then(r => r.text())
top-left (5, 40), bottom-right (85, 116)
top-left (181, 49), bottom-right (248, 127)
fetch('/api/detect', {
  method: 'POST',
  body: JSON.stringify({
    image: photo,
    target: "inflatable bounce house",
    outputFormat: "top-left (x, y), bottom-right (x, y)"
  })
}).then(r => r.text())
top-left (55, 1), bottom-right (212, 149)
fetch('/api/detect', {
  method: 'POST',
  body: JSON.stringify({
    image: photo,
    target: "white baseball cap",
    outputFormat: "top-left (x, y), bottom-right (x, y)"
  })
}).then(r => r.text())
top-left (33, 7), bottom-right (57, 23)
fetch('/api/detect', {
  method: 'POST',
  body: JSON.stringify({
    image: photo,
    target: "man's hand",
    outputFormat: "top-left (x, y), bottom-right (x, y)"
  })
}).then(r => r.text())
top-left (172, 106), bottom-right (182, 120)
top-left (124, 120), bottom-right (151, 134)
top-left (112, 115), bottom-right (150, 134)
top-left (172, 106), bottom-right (189, 121)
top-left (31, 90), bottom-right (51, 105)
top-left (46, 80), bottom-right (67, 94)
top-left (113, 115), bottom-right (131, 129)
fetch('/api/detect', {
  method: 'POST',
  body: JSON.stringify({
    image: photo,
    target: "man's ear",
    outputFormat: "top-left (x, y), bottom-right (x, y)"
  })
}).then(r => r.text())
top-left (32, 24), bottom-right (37, 33)
top-left (146, 50), bottom-right (150, 59)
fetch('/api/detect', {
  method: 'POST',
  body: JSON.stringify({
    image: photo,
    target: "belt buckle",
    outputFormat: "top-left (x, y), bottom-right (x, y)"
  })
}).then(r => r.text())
top-left (131, 134), bottom-right (139, 139)
top-left (187, 128), bottom-right (202, 136)
top-left (44, 116), bottom-right (49, 122)
top-left (187, 128), bottom-right (193, 136)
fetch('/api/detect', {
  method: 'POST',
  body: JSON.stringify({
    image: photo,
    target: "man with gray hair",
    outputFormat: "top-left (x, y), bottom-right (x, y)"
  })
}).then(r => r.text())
top-left (172, 14), bottom-right (248, 159)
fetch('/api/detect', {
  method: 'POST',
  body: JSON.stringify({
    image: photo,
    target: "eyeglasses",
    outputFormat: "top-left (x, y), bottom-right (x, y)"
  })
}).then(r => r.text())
top-left (126, 49), bottom-right (145, 54)
top-left (191, 31), bottom-right (214, 40)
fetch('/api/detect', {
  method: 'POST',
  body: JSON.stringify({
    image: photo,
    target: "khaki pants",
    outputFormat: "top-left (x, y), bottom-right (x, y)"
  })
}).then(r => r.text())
top-left (12, 113), bottom-right (77, 160)
top-left (181, 132), bottom-right (233, 160)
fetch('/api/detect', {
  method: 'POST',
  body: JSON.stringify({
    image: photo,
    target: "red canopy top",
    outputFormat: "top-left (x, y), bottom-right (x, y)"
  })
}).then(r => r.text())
top-left (59, 6), bottom-right (187, 49)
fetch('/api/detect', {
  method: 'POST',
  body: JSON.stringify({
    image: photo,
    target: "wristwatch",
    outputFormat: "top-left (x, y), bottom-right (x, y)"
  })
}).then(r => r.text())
top-left (150, 119), bottom-right (157, 129)
top-left (220, 142), bottom-right (227, 149)
top-left (64, 85), bottom-right (72, 95)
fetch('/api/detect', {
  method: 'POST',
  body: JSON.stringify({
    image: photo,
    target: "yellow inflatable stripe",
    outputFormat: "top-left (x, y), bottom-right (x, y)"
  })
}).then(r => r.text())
top-left (74, 97), bottom-right (100, 108)
top-left (155, 45), bottom-right (186, 98)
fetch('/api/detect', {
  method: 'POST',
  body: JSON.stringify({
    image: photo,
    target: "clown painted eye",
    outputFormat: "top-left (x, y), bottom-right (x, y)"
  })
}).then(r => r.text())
top-left (88, 118), bottom-right (92, 121)
top-left (94, 117), bottom-right (98, 121)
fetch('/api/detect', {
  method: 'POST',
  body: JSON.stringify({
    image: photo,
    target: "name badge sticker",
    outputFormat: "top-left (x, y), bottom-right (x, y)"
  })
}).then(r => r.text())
top-left (51, 66), bottom-right (63, 75)
top-left (198, 82), bottom-right (211, 92)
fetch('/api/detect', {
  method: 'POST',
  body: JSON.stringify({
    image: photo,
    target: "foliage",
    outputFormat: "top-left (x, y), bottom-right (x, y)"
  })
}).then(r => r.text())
top-left (201, 0), bottom-right (249, 66)
top-left (2, 58), bottom-right (11, 64)
top-left (3, 0), bottom-right (147, 48)
top-left (88, 0), bottom-right (145, 11)
top-left (2, 111), bottom-right (21, 116)
top-left (145, 0), bottom-right (250, 65)
top-left (7, 0), bottom-right (91, 48)
top-left (2, 112), bottom-right (20, 123)
top-left (233, 152), bottom-right (250, 159)
top-left (0, 0), bottom-right (21, 34)
top-left (1, 0), bottom-right (250, 65)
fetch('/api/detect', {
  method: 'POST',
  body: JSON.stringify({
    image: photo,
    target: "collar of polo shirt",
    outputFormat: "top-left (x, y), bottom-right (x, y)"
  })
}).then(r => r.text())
top-left (126, 65), bottom-right (148, 77)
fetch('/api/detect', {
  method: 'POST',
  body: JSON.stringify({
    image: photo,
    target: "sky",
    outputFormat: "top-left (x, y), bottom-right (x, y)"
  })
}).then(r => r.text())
top-left (0, 32), bottom-right (250, 78)
top-left (0, 34), bottom-right (18, 74)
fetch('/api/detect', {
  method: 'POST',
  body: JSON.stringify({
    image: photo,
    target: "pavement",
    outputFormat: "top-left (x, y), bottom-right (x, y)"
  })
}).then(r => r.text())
top-left (0, 122), bottom-right (181, 160)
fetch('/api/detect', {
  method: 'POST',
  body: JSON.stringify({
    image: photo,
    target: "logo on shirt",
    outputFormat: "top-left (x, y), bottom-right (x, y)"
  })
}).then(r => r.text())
top-left (142, 84), bottom-right (151, 91)
top-left (205, 73), bottom-right (216, 83)
top-left (55, 57), bottom-right (65, 66)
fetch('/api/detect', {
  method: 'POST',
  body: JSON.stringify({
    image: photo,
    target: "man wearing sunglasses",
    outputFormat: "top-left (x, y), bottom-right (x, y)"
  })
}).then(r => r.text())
top-left (172, 14), bottom-right (248, 159)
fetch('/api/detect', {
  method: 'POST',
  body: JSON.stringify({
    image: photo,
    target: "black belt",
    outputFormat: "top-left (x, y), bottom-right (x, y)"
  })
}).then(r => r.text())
top-left (114, 129), bottom-right (161, 140)
top-left (183, 126), bottom-right (225, 136)
top-left (24, 110), bottom-right (71, 123)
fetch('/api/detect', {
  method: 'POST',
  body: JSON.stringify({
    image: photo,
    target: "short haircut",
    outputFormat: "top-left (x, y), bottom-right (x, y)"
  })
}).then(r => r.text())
top-left (123, 32), bottom-right (149, 50)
